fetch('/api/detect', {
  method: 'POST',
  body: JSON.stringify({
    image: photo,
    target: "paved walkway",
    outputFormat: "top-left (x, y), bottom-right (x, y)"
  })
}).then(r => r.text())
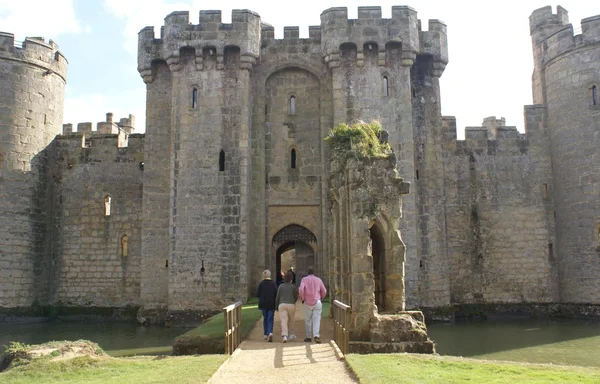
top-left (208, 300), bottom-right (358, 384)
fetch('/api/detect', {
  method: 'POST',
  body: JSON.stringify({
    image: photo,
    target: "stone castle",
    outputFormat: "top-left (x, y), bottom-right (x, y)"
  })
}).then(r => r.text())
top-left (1, 5), bottom-right (599, 325)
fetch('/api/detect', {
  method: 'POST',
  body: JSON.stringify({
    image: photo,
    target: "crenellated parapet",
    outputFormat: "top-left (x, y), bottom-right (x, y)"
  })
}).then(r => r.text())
top-left (443, 117), bottom-right (529, 156)
top-left (0, 32), bottom-right (68, 82)
top-left (530, 6), bottom-right (600, 65)
top-left (62, 112), bottom-right (137, 148)
top-left (138, 9), bottom-right (261, 82)
top-left (319, 6), bottom-right (447, 72)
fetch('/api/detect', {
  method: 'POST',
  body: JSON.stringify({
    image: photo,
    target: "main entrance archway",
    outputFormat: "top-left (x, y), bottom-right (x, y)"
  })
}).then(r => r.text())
top-left (272, 224), bottom-right (317, 286)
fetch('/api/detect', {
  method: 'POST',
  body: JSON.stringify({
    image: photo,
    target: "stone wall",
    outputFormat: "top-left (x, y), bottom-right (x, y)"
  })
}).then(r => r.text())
top-left (440, 116), bottom-right (557, 305)
top-left (530, 7), bottom-right (600, 303)
top-left (48, 133), bottom-right (144, 307)
top-left (0, 33), bottom-right (67, 308)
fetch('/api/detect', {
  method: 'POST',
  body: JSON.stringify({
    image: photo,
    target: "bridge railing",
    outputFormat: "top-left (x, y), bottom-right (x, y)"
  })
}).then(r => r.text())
top-left (332, 299), bottom-right (351, 355)
top-left (223, 301), bottom-right (243, 354)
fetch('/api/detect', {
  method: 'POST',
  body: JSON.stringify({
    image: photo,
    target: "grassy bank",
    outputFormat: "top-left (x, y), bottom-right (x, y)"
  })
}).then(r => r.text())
top-left (1, 355), bottom-right (227, 384)
top-left (173, 299), bottom-right (262, 355)
top-left (346, 353), bottom-right (600, 383)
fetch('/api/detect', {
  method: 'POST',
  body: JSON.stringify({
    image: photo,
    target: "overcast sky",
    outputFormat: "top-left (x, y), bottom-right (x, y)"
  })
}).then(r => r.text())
top-left (1, 0), bottom-right (597, 138)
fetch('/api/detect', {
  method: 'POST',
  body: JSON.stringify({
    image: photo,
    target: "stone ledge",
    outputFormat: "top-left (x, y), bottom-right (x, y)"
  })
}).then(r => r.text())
top-left (349, 340), bottom-right (436, 354)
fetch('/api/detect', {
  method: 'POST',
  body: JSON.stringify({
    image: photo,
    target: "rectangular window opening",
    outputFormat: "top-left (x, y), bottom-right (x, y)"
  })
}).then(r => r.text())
top-left (542, 183), bottom-right (548, 199)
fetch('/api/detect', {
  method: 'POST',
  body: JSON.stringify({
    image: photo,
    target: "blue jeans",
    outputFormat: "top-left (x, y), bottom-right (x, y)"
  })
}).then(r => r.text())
top-left (261, 309), bottom-right (275, 336)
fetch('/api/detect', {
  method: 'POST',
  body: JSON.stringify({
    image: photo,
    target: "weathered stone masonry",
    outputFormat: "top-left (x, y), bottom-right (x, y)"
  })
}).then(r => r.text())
top-left (1, 5), bottom-right (600, 322)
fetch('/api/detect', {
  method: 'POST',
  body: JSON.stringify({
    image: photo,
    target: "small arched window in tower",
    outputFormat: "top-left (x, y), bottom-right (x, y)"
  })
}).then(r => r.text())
top-left (291, 149), bottom-right (297, 169)
top-left (192, 88), bottom-right (198, 109)
top-left (104, 195), bottom-right (112, 216)
top-left (219, 150), bottom-right (225, 172)
top-left (289, 96), bottom-right (296, 115)
top-left (121, 235), bottom-right (128, 257)
top-left (383, 76), bottom-right (389, 97)
top-left (592, 85), bottom-right (598, 106)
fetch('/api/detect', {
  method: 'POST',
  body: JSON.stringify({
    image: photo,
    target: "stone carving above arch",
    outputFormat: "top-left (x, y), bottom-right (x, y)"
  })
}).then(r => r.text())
top-left (272, 224), bottom-right (317, 247)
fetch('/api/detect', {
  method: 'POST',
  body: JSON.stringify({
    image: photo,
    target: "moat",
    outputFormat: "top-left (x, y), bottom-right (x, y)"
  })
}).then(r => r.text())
top-left (2, 319), bottom-right (600, 367)
top-left (0, 321), bottom-right (190, 357)
top-left (428, 318), bottom-right (600, 367)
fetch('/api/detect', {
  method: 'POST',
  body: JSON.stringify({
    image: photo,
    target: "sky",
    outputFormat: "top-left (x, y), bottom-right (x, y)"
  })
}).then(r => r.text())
top-left (1, 0), bottom-right (598, 138)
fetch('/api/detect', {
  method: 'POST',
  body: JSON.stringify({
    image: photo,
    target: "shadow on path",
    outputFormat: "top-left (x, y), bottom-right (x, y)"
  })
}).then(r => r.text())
top-left (208, 300), bottom-right (357, 384)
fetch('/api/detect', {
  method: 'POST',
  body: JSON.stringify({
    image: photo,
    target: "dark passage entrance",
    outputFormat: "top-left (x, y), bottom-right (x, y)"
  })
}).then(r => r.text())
top-left (272, 224), bottom-right (318, 287)
top-left (370, 224), bottom-right (386, 311)
top-left (276, 241), bottom-right (314, 287)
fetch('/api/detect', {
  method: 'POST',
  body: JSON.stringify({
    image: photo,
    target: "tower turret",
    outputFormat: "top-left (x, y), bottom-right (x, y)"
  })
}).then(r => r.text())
top-left (529, 6), bottom-right (600, 304)
top-left (0, 32), bottom-right (67, 307)
top-left (137, 10), bottom-right (260, 320)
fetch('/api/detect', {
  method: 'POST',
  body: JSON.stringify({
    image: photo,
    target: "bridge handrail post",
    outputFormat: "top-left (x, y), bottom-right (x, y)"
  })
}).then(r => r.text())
top-left (223, 301), bottom-right (244, 354)
top-left (332, 299), bottom-right (351, 355)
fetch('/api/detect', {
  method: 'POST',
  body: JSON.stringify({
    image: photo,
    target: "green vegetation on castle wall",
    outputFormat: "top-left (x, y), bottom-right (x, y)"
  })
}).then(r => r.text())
top-left (324, 120), bottom-right (391, 168)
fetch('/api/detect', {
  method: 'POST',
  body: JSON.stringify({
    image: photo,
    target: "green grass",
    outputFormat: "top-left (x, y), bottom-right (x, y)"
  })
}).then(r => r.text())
top-left (346, 353), bottom-right (600, 384)
top-left (0, 355), bottom-right (227, 384)
top-left (322, 298), bottom-right (330, 318)
top-left (176, 299), bottom-right (262, 341)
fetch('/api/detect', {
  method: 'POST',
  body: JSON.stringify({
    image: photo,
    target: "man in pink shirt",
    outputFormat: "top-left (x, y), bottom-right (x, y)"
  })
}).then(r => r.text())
top-left (298, 266), bottom-right (327, 343)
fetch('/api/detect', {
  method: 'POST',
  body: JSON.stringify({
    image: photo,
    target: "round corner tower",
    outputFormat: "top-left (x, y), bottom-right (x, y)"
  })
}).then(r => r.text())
top-left (529, 7), bottom-right (600, 304)
top-left (0, 32), bottom-right (68, 307)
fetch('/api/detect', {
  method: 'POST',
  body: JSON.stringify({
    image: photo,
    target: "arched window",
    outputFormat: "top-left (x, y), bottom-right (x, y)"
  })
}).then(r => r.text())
top-left (592, 85), bottom-right (598, 106)
top-left (289, 96), bottom-right (296, 115)
top-left (219, 150), bottom-right (225, 172)
top-left (383, 76), bottom-right (389, 97)
top-left (104, 195), bottom-right (111, 216)
top-left (192, 88), bottom-right (198, 108)
top-left (291, 149), bottom-right (297, 169)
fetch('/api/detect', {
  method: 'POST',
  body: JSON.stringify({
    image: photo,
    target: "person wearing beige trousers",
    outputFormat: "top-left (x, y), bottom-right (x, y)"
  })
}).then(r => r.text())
top-left (276, 271), bottom-right (299, 343)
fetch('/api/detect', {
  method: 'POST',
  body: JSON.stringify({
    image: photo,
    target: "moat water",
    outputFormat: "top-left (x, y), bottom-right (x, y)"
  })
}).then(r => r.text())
top-left (2, 318), bottom-right (600, 366)
top-left (428, 318), bottom-right (600, 367)
top-left (0, 321), bottom-right (190, 357)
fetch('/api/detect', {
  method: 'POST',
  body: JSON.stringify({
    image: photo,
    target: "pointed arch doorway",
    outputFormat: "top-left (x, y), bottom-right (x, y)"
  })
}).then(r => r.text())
top-left (272, 224), bottom-right (317, 286)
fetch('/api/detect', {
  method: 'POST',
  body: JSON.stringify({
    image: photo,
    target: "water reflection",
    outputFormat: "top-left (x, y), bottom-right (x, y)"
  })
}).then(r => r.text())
top-left (0, 321), bottom-right (190, 356)
top-left (428, 318), bottom-right (600, 367)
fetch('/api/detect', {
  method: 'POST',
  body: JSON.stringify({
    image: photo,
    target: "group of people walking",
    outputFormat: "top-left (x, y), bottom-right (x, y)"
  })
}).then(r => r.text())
top-left (256, 266), bottom-right (327, 343)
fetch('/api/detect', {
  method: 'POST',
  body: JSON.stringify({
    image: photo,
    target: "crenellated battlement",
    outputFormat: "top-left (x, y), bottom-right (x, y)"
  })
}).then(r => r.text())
top-left (62, 113), bottom-right (137, 148)
top-left (443, 117), bottom-right (529, 156)
top-left (138, 9), bottom-right (261, 81)
top-left (55, 132), bottom-right (144, 168)
top-left (319, 6), bottom-right (447, 69)
top-left (530, 7), bottom-right (600, 65)
top-left (529, 6), bottom-right (569, 35)
top-left (260, 23), bottom-right (322, 50)
top-left (0, 32), bottom-right (68, 82)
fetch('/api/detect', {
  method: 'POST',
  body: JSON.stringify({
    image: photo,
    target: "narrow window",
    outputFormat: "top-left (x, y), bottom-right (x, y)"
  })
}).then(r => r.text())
top-left (219, 150), bottom-right (225, 172)
top-left (121, 235), bottom-right (128, 257)
top-left (104, 195), bottom-right (111, 216)
top-left (264, 104), bottom-right (268, 115)
top-left (383, 76), bottom-right (389, 97)
top-left (415, 169), bottom-right (419, 180)
top-left (593, 85), bottom-right (598, 106)
top-left (548, 243), bottom-right (553, 259)
top-left (289, 96), bottom-right (296, 115)
top-left (542, 183), bottom-right (548, 199)
top-left (192, 88), bottom-right (198, 108)
top-left (291, 149), bottom-right (297, 169)
top-left (165, 259), bottom-right (169, 268)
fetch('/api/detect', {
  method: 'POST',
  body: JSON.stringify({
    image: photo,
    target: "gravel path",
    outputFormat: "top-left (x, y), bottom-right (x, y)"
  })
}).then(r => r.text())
top-left (208, 301), bottom-right (358, 384)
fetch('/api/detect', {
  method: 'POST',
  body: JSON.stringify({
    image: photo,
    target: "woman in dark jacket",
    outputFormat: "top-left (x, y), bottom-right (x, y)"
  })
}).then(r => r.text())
top-left (256, 269), bottom-right (278, 342)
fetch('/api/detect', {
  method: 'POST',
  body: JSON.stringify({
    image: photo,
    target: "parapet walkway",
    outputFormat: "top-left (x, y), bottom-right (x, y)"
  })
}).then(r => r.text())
top-left (208, 300), bottom-right (357, 383)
